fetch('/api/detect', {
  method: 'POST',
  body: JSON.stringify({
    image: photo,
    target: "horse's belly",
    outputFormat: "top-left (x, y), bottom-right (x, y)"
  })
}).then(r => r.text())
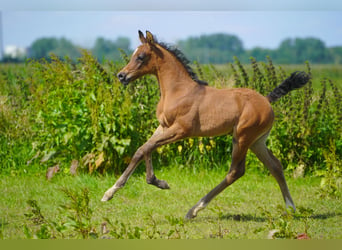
top-left (195, 114), bottom-right (236, 137)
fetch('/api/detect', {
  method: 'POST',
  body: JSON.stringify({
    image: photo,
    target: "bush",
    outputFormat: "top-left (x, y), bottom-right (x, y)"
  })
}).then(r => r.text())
top-left (0, 52), bottom-right (341, 177)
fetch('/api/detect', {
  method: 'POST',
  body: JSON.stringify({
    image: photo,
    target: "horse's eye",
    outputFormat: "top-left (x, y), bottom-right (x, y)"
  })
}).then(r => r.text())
top-left (137, 53), bottom-right (145, 61)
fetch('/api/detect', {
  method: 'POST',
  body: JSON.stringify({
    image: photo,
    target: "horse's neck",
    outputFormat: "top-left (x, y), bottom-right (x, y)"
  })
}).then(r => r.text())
top-left (155, 53), bottom-right (197, 99)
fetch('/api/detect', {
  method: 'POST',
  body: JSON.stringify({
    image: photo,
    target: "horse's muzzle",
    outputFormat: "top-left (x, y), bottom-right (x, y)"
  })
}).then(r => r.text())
top-left (117, 72), bottom-right (130, 85)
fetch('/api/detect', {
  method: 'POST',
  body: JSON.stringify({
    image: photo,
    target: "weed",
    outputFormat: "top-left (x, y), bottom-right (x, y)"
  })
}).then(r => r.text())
top-left (103, 218), bottom-right (143, 239)
top-left (296, 206), bottom-right (314, 236)
top-left (229, 62), bottom-right (241, 87)
top-left (259, 205), bottom-right (315, 239)
top-left (59, 187), bottom-right (96, 239)
top-left (23, 199), bottom-right (61, 239)
top-left (23, 188), bottom-right (98, 239)
top-left (233, 56), bottom-right (249, 87)
top-left (24, 200), bottom-right (46, 225)
top-left (144, 213), bottom-right (162, 239)
top-left (0, 219), bottom-right (4, 239)
top-left (258, 206), bottom-right (295, 239)
top-left (165, 215), bottom-right (187, 239)
top-left (209, 224), bottom-right (230, 239)
top-left (316, 141), bottom-right (342, 198)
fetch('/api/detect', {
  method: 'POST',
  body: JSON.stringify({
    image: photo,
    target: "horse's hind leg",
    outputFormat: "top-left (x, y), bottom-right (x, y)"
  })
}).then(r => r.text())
top-left (250, 134), bottom-right (296, 212)
top-left (185, 140), bottom-right (248, 219)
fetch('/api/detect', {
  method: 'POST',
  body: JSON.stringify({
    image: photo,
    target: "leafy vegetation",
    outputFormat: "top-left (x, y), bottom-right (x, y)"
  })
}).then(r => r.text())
top-left (0, 52), bottom-right (341, 178)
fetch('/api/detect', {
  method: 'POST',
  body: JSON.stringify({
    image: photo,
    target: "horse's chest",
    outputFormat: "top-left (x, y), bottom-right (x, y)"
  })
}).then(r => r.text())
top-left (156, 99), bottom-right (193, 128)
top-left (156, 109), bottom-right (177, 128)
top-left (156, 101), bottom-right (172, 128)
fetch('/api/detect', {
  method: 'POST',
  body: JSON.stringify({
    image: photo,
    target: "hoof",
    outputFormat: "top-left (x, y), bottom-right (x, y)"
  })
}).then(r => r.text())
top-left (185, 201), bottom-right (206, 220)
top-left (101, 185), bottom-right (122, 202)
top-left (148, 177), bottom-right (170, 190)
top-left (158, 180), bottom-right (170, 189)
top-left (185, 210), bottom-right (196, 220)
top-left (101, 192), bottom-right (113, 202)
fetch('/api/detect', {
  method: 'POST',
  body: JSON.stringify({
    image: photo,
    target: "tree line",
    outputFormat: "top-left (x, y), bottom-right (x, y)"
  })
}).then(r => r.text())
top-left (3, 33), bottom-right (342, 64)
top-left (2, 37), bottom-right (131, 63)
top-left (178, 34), bottom-right (342, 64)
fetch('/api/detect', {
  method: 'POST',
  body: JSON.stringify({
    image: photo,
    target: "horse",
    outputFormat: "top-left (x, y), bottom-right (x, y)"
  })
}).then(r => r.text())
top-left (101, 30), bottom-right (310, 219)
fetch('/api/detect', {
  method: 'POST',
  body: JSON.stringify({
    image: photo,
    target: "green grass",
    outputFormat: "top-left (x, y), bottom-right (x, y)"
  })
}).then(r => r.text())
top-left (1, 167), bottom-right (341, 239)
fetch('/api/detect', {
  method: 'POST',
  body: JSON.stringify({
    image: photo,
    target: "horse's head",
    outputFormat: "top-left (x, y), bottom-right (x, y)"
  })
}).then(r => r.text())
top-left (117, 30), bottom-right (162, 85)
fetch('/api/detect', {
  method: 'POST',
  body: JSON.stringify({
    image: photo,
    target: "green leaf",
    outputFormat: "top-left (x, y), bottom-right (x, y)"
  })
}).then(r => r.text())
top-left (90, 92), bottom-right (96, 102)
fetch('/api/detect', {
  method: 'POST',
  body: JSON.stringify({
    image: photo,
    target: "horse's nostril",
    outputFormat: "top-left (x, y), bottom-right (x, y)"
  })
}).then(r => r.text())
top-left (117, 72), bottom-right (130, 85)
top-left (117, 72), bottom-right (125, 80)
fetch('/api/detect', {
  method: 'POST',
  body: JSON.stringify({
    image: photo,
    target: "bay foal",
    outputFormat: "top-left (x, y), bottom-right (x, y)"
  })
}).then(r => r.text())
top-left (101, 31), bottom-right (310, 219)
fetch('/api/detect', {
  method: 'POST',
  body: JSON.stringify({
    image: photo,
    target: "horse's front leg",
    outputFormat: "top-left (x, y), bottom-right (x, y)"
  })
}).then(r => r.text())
top-left (101, 125), bottom-right (185, 202)
top-left (145, 151), bottom-right (170, 189)
top-left (101, 143), bottom-right (147, 201)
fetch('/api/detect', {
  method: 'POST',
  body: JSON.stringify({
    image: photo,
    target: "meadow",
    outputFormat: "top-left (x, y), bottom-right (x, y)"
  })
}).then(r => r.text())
top-left (1, 167), bottom-right (341, 239)
top-left (0, 51), bottom-right (341, 239)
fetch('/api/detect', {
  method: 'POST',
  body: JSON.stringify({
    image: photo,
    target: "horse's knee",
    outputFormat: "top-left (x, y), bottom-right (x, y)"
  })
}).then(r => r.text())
top-left (134, 143), bottom-right (152, 161)
top-left (231, 167), bottom-right (245, 179)
top-left (226, 162), bottom-right (245, 184)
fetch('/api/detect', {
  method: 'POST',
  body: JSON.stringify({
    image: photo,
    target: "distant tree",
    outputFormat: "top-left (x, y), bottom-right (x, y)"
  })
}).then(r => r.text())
top-left (115, 37), bottom-right (131, 51)
top-left (275, 37), bottom-right (332, 64)
top-left (30, 38), bottom-right (59, 59)
top-left (49, 38), bottom-right (81, 60)
top-left (328, 46), bottom-right (342, 64)
top-left (25, 34), bottom-right (340, 65)
top-left (247, 47), bottom-right (275, 62)
top-left (178, 33), bottom-right (245, 64)
top-left (29, 37), bottom-right (81, 60)
top-left (92, 37), bottom-right (131, 62)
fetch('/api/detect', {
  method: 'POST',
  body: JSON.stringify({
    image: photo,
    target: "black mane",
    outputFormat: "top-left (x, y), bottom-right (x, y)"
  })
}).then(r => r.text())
top-left (156, 40), bottom-right (208, 85)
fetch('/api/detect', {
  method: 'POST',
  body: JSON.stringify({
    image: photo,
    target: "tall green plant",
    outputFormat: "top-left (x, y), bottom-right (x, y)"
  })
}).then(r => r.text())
top-left (1, 54), bottom-right (341, 176)
top-left (230, 57), bottom-right (341, 175)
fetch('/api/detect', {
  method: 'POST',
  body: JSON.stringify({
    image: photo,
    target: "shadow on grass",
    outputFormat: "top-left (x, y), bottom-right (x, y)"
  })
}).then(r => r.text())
top-left (211, 211), bottom-right (342, 222)
top-left (219, 213), bottom-right (266, 222)
top-left (296, 212), bottom-right (342, 220)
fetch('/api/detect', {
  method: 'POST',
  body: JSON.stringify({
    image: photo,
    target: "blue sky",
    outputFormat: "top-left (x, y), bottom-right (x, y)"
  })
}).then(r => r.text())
top-left (2, 0), bottom-right (342, 11)
top-left (1, 1), bottom-right (342, 50)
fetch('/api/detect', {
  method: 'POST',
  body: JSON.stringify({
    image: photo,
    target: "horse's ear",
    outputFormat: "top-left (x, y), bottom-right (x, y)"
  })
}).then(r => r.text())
top-left (146, 31), bottom-right (155, 45)
top-left (139, 30), bottom-right (147, 44)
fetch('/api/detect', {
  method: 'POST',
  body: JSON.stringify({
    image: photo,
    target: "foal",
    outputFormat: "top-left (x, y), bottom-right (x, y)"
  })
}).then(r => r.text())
top-left (101, 30), bottom-right (310, 219)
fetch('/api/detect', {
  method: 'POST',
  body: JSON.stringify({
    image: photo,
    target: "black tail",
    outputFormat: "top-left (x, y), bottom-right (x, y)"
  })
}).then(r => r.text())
top-left (267, 71), bottom-right (311, 103)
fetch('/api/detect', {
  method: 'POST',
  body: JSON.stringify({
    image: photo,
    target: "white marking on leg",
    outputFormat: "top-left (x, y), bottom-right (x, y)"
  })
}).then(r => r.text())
top-left (285, 197), bottom-right (296, 211)
top-left (193, 201), bottom-right (207, 216)
top-left (101, 184), bottom-right (122, 201)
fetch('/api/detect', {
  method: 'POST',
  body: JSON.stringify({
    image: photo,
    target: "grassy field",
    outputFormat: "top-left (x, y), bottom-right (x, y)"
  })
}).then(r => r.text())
top-left (1, 166), bottom-right (341, 239)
